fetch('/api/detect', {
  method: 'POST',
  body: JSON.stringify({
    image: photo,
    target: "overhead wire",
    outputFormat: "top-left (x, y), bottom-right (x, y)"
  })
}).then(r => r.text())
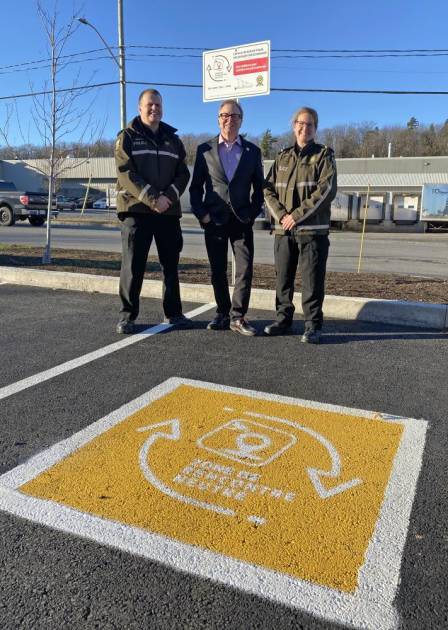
top-left (3, 79), bottom-right (448, 102)
top-left (2, 45), bottom-right (448, 74)
top-left (2, 44), bottom-right (448, 101)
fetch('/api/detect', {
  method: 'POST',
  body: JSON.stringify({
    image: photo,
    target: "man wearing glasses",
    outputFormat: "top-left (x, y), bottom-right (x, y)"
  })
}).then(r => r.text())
top-left (190, 99), bottom-right (264, 335)
top-left (263, 107), bottom-right (337, 344)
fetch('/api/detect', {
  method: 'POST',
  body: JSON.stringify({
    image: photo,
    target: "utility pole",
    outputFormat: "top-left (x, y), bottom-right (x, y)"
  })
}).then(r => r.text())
top-left (78, 0), bottom-right (127, 129)
top-left (118, 0), bottom-right (127, 129)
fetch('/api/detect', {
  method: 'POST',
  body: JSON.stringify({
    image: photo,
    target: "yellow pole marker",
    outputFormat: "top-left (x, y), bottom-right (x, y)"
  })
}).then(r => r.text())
top-left (357, 184), bottom-right (371, 273)
top-left (81, 173), bottom-right (92, 216)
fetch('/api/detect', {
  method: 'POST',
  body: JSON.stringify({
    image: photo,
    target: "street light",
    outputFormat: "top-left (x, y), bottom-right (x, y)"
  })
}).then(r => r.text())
top-left (78, 1), bottom-right (127, 129)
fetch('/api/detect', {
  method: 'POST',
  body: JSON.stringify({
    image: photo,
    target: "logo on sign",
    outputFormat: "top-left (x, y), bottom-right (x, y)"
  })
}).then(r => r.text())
top-left (197, 419), bottom-right (296, 466)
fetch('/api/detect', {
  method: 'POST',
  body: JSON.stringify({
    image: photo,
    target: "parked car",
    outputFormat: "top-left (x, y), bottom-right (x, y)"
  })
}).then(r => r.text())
top-left (93, 198), bottom-right (108, 209)
top-left (74, 195), bottom-right (95, 208)
top-left (0, 180), bottom-right (58, 227)
top-left (56, 195), bottom-right (77, 211)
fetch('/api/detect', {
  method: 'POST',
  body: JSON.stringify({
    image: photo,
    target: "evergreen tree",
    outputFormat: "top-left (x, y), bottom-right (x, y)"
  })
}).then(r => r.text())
top-left (260, 129), bottom-right (278, 159)
top-left (407, 117), bottom-right (419, 130)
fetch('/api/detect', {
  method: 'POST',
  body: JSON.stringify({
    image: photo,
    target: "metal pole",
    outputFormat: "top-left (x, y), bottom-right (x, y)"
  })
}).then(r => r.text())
top-left (78, 12), bottom-right (126, 129)
top-left (117, 0), bottom-right (127, 129)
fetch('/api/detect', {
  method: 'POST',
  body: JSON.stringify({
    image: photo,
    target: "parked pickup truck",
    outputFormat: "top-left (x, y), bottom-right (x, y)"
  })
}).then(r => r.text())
top-left (0, 181), bottom-right (59, 226)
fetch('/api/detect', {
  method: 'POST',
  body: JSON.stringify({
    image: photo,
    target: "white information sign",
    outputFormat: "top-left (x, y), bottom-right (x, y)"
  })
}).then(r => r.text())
top-left (203, 40), bottom-right (270, 102)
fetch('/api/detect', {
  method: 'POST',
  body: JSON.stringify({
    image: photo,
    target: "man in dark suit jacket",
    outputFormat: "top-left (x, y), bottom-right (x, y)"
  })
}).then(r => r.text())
top-left (189, 99), bottom-right (264, 335)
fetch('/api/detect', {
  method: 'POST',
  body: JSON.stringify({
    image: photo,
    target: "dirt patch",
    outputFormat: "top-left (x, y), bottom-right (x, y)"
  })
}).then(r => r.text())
top-left (0, 244), bottom-right (447, 304)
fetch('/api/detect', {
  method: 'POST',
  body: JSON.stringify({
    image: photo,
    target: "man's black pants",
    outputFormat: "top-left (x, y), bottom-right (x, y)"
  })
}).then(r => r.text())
top-left (119, 213), bottom-right (183, 321)
top-left (274, 233), bottom-right (329, 330)
top-left (204, 217), bottom-right (254, 320)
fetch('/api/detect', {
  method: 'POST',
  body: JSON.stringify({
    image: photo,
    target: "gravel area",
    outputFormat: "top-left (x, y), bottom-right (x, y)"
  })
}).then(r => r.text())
top-left (1, 245), bottom-right (447, 304)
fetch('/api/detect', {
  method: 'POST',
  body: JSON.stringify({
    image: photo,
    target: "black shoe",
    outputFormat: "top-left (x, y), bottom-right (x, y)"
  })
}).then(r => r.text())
top-left (300, 329), bottom-right (322, 344)
top-left (263, 321), bottom-right (291, 336)
top-left (116, 319), bottom-right (135, 334)
top-left (207, 314), bottom-right (230, 330)
top-left (164, 314), bottom-right (192, 328)
top-left (230, 318), bottom-right (257, 336)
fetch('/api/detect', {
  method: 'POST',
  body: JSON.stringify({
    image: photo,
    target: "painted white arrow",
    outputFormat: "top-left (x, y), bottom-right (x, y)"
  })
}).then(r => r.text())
top-left (137, 420), bottom-right (235, 517)
top-left (243, 411), bottom-right (362, 499)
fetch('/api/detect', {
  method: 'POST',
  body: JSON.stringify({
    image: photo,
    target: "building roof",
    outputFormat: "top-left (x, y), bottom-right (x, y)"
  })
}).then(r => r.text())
top-left (338, 172), bottom-right (448, 190)
top-left (2, 155), bottom-right (448, 193)
top-left (0, 157), bottom-right (117, 179)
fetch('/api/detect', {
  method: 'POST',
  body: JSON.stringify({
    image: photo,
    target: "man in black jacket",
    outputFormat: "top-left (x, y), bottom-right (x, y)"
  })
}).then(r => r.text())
top-left (114, 89), bottom-right (190, 334)
top-left (189, 100), bottom-right (264, 335)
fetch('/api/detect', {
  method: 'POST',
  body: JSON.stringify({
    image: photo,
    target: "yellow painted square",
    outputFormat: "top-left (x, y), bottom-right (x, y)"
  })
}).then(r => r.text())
top-left (20, 384), bottom-right (403, 593)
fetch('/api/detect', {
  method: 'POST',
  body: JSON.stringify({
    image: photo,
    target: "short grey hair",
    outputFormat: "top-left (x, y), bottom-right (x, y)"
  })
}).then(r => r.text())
top-left (219, 99), bottom-right (243, 119)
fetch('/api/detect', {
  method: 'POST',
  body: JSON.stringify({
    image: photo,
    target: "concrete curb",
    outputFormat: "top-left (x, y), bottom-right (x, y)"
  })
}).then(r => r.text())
top-left (0, 266), bottom-right (446, 330)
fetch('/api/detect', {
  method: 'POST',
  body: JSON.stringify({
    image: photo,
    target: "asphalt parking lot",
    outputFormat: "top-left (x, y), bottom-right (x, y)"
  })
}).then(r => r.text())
top-left (0, 283), bottom-right (447, 630)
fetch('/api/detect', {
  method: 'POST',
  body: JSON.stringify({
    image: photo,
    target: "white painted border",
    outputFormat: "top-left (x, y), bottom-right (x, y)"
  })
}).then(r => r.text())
top-left (0, 378), bottom-right (428, 630)
top-left (0, 304), bottom-right (214, 402)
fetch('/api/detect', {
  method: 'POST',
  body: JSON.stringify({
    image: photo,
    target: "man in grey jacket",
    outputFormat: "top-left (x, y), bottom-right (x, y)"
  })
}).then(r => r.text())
top-left (189, 99), bottom-right (264, 336)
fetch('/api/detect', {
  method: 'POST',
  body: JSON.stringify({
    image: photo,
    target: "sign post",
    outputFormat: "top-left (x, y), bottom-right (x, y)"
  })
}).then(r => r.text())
top-left (203, 41), bottom-right (270, 283)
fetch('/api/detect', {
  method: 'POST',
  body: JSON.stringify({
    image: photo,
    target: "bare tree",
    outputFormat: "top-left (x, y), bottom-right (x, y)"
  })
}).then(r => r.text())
top-left (0, 104), bottom-right (18, 159)
top-left (28, 1), bottom-right (105, 262)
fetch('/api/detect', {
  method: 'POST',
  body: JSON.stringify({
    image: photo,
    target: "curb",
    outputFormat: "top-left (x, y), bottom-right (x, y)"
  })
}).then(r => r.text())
top-left (0, 266), bottom-right (446, 330)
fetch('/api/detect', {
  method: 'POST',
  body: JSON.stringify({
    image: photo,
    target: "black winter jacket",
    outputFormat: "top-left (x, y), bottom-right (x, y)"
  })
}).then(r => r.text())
top-left (115, 117), bottom-right (190, 217)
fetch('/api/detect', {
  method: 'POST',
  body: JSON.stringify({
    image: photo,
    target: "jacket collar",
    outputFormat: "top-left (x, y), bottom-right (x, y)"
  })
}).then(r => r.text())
top-left (210, 135), bottom-right (248, 182)
top-left (128, 116), bottom-right (178, 138)
top-left (295, 140), bottom-right (316, 158)
top-left (218, 134), bottom-right (242, 147)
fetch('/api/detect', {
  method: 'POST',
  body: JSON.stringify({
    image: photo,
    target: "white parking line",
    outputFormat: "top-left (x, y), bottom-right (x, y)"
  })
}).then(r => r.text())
top-left (0, 303), bottom-right (214, 402)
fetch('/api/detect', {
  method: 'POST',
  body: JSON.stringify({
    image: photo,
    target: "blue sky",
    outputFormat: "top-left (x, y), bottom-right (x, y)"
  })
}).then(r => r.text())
top-left (2, 0), bottom-right (448, 145)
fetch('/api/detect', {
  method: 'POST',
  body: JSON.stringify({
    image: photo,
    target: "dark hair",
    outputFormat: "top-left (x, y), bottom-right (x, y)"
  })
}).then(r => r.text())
top-left (138, 88), bottom-right (162, 104)
top-left (292, 106), bottom-right (318, 129)
top-left (219, 99), bottom-right (243, 119)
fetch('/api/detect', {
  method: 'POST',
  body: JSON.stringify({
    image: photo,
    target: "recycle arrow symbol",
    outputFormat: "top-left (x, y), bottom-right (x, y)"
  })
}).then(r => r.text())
top-left (137, 420), bottom-right (235, 516)
top-left (240, 413), bottom-right (362, 499)
top-left (303, 427), bottom-right (362, 499)
top-left (137, 418), bottom-right (362, 505)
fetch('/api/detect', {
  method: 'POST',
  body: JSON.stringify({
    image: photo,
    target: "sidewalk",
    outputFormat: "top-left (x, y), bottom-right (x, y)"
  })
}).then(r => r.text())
top-left (1, 265), bottom-right (446, 330)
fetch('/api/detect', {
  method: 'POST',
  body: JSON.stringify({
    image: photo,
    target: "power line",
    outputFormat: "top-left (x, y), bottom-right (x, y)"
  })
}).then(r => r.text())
top-left (0, 48), bottom-right (108, 72)
top-left (3, 45), bottom-right (448, 74)
top-left (272, 47), bottom-right (448, 53)
top-left (4, 50), bottom-right (448, 78)
top-left (0, 81), bottom-right (118, 101)
top-left (0, 55), bottom-right (123, 76)
top-left (272, 53), bottom-right (448, 58)
top-left (2, 80), bottom-right (448, 103)
top-left (126, 80), bottom-right (448, 96)
top-left (127, 45), bottom-right (448, 53)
